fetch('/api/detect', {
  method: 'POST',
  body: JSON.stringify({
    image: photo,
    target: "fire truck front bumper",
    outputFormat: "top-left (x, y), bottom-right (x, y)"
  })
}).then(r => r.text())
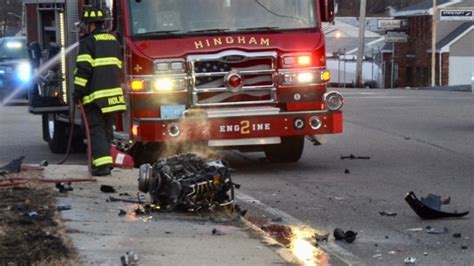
top-left (132, 107), bottom-right (343, 145)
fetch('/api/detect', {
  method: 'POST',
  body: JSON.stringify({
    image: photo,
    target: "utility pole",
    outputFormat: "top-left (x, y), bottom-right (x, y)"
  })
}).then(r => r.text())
top-left (356, 0), bottom-right (367, 88)
top-left (431, 0), bottom-right (437, 87)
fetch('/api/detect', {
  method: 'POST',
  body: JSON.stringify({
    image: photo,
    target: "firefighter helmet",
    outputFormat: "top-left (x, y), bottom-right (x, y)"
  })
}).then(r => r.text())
top-left (81, 6), bottom-right (107, 24)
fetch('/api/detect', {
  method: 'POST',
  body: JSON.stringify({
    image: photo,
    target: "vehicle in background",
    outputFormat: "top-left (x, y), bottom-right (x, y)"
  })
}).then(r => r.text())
top-left (0, 36), bottom-right (31, 101)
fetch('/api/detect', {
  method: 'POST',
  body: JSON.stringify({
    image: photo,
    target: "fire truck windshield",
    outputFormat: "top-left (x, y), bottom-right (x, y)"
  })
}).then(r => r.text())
top-left (129, 0), bottom-right (316, 36)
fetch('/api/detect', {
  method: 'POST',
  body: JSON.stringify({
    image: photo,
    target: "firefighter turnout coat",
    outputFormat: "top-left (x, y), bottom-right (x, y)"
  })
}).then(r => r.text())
top-left (74, 30), bottom-right (126, 113)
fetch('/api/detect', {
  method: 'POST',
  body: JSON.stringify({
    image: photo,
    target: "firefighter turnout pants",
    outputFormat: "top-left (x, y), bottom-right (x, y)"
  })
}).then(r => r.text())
top-left (85, 104), bottom-right (115, 170)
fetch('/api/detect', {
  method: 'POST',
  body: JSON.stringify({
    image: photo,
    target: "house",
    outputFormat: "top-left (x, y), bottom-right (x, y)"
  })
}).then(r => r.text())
top-left (383, 0), bottom-right (473, 88)
top-left (324, 18), bottom-right (385, 87)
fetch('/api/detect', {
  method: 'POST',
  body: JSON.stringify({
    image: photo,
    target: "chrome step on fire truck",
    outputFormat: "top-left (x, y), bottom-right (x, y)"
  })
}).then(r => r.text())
top-left (25, 0), bottom-right (343, 165)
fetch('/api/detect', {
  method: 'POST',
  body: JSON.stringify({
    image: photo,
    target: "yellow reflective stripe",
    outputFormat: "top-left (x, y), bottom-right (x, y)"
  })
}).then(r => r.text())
top-left (94, 34), bottom-right (117, 41)
top-left (82, 88), bottom-right (123, 104)
top-left (101, 104), bottom-right (127, 113)
top-left (77, 54), bottom-right (94, 65)
top-left (74, 77), bottom-right (88, 87)
top-left (93, 57), bottom-right (122, 68)
top-left (77, 55), bottom-right (121, 69)
top-left (93, 156), bottom-right (113, 167)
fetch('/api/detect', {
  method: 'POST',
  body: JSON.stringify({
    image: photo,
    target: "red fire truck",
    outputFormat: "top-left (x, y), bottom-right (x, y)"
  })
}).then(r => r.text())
top-left (24, 0), bottom-right (343, 164)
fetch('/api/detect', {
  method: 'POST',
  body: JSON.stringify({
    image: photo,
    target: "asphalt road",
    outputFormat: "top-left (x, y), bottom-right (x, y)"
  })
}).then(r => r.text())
top-left (1, 88), bottom-right (473, 265)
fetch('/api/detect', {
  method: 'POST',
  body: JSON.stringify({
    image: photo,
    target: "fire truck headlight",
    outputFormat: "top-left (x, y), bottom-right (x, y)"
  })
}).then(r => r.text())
top-left (17, 62), bottom-right (32, 83)
top-left (324, 91), bottom-right (344, 111)
top-left (297, 72), bottom-right (314, 83)
top-left (154, 78), bottom-right (174, 91)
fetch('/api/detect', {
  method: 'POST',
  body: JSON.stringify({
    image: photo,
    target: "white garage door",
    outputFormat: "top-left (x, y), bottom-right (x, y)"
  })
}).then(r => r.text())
top-left (449, 56), bottom-right (474, 86)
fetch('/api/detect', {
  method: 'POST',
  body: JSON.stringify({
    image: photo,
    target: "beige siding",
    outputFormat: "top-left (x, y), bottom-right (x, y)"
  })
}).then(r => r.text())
top-left (451, 30), bottom-right (474, 56)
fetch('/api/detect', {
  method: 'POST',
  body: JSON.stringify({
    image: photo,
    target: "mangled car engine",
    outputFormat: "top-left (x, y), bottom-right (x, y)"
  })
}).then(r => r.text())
top-left (138, 153), bottom-right (234, 211)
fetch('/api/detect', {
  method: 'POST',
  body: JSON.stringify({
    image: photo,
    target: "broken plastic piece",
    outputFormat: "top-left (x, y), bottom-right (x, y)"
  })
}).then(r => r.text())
top-left (404, 257), bottom-right (416, 264)
top-left (453, 233), bottom-right (461, 238)
top-left (379, 211), bottom-right (397, 217)
top-left (56, 182), bottom-right (73, 193)
top-left (344, 230), bottom-right (357, 243)
top-left (314, 233), bottom-right (329, 242)
top-left (333, 228), bottom-right (345, 240)
top-left (426, 226), bottom-right (448, 234)
top-left (118, 209), bottom-right (127, 216)
top-left (100, 185), bottom-right (116, 193)
top-left (121, 250), bottom-right (139, 266)
top-left (405, 192), bottom-right (469, 219)
top-left (57, 204), bottom-right (72, 211)
top-left (212, 228), bottom-right (225, 236)
top-left (39, 160), bottom-right (49, 167)
top-left (0, 156), bottom-right (25, 174)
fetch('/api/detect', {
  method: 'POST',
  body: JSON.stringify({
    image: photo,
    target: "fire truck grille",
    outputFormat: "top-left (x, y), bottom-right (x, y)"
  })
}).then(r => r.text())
top-left (188, 51), bottom-right (277, 107)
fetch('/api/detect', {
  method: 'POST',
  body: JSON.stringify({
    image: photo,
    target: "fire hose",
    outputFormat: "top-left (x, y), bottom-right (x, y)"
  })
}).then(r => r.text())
top-left (56, 100), bottom-right (92, 177)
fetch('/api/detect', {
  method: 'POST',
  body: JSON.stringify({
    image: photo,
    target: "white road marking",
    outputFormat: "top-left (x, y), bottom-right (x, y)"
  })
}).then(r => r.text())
top-left (236, 191), bottom-right (365, 266)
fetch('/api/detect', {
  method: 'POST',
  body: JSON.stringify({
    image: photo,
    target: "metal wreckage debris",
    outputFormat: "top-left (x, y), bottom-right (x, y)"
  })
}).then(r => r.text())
top-left (137, 153), bottom-right (236, 212)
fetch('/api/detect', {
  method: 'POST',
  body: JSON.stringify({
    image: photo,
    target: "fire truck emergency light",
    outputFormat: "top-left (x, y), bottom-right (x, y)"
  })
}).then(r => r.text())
top-left (130, 80), bottom-right (144, 91)
top-left (282, 54), bottom-right (312, 67)
top-left (297, 55), bottom-right (311, 65)
top-left (6, 42), bottom-right (22, 49)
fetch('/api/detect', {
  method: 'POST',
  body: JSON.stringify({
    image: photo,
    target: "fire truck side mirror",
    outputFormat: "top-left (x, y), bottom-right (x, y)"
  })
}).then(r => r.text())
top-left (320, 0), bottom-right (335, 23)
top-left (28, 42), bottom-right (42, 69)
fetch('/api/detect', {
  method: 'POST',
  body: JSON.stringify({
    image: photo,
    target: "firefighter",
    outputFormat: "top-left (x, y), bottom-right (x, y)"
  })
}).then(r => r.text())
top-left (73, 6), bottom-right (126, 176)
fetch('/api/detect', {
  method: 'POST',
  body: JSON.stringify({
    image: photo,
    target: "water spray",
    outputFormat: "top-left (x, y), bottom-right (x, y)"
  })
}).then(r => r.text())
top-left (0, 42), bottom-right (79, 108)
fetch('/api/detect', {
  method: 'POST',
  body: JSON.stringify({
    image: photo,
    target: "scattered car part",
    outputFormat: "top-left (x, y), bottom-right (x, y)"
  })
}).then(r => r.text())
top-left (57, 204), bottom-right (71, 211)
top-left (406, 228), bottom-right (423, 232)
top-left (344, 230), bottom-right (357, 243)
top-left (100, 185), bottom-right (116, 193)
top-left (405, 192), bottom-right (469, 219)
top-left (39, 160), bottom-right (49, 167)
top-left (404, 257), bottom-right (416, 264)
top-left (461, 245), bottom-right (468, 250)
top-left (121, 251), bottom-right (139, 266)
top-left (333, 228), bottom-right (345, 240)
top-left (420, 194), bottom-right (450, 211)
top-left (109, 196), bottom-right (142, 204)
top-left (314, 233), bottom-right (329, 242)
top-left (56, 182), bottom-right (73, 193)
top-left (212, 228), bottom-right (225, 236)
top-left (344, 169), bottom-right (350, 174)
top-left (379, 211), bottom-right (397, 217)
top-left (118, 209), bottom-right (127, 216)
top-left (426, 226), bottom-right (448, 234)
top-left (341, 154), bottom-right (370, 160)
top-left (138, 153), bottom-right (235, 212)
top-left (453, 233), bottom-right (461, 238)
top-left (0, 156), bottom-right (25, 174)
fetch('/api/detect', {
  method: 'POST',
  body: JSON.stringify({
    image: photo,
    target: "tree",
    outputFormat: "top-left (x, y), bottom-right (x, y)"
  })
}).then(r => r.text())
top-left (0, 0), bottom-right (23, 37)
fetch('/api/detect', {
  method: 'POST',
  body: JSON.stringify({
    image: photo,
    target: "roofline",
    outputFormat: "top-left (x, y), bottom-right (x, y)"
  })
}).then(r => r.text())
top-left (393, 0), bottom-right (462, 17)
top-left (428, 25), bottom-right (474, 53)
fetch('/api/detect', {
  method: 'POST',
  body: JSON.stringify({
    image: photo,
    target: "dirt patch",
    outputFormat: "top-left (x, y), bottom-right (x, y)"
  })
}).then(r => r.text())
top-left (0, 185), bottom-right (77, 265)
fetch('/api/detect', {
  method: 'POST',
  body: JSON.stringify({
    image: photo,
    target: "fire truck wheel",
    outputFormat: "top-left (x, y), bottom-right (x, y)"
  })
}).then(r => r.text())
top-left (45, 113), bottom-right (68, 154)
top-left (264, 136), bottom-right (304, 163)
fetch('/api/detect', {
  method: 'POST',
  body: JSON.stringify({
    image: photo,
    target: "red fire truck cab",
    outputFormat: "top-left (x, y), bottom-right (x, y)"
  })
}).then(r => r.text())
top-left (25, 0), bottom-right (343, 164)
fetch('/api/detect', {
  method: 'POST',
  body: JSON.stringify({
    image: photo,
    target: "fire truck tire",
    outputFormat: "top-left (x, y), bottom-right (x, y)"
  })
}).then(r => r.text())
top-left (129, 142), bottom-right (161, 167)
top-left (264, 136), bottom-right (304, 163)
top-left (45, 114), bottom-right (68, 154)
